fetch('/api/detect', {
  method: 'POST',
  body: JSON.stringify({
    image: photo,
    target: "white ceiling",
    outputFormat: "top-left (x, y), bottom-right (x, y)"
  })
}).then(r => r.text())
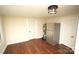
top-left (0, 5), bottom-right (79, 18)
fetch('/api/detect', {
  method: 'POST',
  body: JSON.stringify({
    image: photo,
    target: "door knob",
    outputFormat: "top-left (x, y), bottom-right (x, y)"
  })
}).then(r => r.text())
top-left (71, 36), bottom-right (74, 38)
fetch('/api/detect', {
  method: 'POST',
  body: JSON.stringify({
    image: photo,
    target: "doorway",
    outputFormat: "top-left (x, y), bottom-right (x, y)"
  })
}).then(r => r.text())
top-left (46, 23), bottom-right (60, 45)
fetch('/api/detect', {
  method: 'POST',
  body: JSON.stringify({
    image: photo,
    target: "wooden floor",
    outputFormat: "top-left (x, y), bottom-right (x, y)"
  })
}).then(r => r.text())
top-left (4, 39), bottom-right (74, 54)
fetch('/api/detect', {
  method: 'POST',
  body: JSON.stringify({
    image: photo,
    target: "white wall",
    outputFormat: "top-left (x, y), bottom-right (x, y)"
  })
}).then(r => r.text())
top-left (75, 17), bottom-right (79, 54)
top-left (3, 16), bottom-right (45, 45)
top-left (0, 16), bottom-right (7, 53)
top-left (46, 15), bottom-right (78, 50)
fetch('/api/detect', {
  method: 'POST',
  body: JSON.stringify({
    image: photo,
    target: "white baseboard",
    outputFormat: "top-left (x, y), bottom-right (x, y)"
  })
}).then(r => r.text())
top-left (7, 38), bottom-right (42, 45)
top-left (0, 43), bottom-right (7, 54)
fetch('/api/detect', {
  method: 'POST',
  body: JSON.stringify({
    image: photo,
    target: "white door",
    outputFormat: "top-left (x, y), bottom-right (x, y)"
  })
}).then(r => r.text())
top-left (26, 19), bottom-right (37, 40)
top-left (60, 18), bottom-right (78, 50)
top-left (47, 23), bottom-right (54, 45)
top-left (53, 23), bottom-right (60, 44)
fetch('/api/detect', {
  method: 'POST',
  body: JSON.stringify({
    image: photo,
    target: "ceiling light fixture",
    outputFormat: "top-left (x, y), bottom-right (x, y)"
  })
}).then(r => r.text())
top-left (48, 5), bottom-right (58, 14)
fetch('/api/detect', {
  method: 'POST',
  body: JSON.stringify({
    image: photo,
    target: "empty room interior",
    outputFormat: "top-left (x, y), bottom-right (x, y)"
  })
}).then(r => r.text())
top-left (0, 5), bottom-right (79, 54)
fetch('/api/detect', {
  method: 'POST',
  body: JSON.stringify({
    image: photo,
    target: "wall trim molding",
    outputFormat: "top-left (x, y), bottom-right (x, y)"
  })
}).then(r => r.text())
top-left (0, 44), bottom-right (7, 54)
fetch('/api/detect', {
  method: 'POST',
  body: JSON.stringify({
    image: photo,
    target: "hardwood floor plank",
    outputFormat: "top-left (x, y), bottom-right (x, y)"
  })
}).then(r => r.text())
top-left (4, 39), bottom-right (74, 54)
